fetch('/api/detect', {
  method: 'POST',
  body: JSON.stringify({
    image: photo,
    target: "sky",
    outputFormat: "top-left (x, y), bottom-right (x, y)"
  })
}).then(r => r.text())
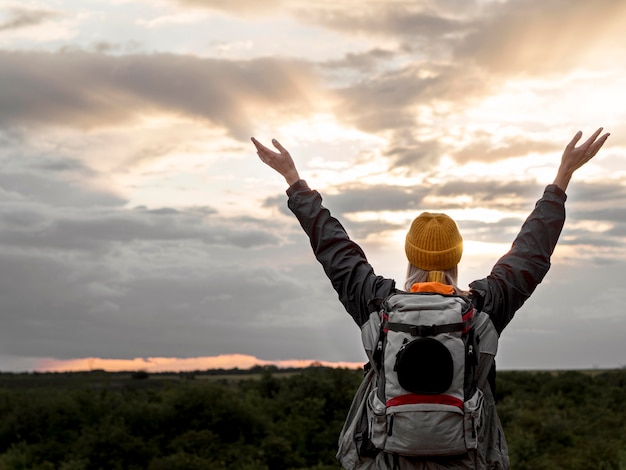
top-left (1, 0), bottom-right (625, 373)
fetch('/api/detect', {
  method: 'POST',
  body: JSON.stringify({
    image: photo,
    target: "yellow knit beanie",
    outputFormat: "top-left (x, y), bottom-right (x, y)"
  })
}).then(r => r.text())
top-left (405, 212), bottom-right (463, 271)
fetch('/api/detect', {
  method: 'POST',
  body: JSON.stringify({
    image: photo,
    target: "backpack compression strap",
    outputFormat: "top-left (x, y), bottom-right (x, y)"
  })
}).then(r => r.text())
top-left (384, 319), bottom-right (472, 337)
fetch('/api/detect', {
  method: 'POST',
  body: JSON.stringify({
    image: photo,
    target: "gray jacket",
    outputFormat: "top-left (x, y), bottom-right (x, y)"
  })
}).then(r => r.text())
top-left (287, 180), bottom-right (567, 469)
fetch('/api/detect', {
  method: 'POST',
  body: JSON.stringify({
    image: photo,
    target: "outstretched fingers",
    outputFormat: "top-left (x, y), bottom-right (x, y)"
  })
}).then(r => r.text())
top-left (272, 138), bottom-right (289, 155)
top-left (251, 137), bottom-right (277, 163)
top-left (251, 136), bottom-right (300, 185)
top-left (587, 131), bottom-right (610, 157)
top-left (565, 128), bottom-right (610, 164)
top-left (580, 127), bottom-right (605, 150)
top-left (251, 137), bottom-right (269, 155)
top-left (566, 130), bottom-right (583, 151)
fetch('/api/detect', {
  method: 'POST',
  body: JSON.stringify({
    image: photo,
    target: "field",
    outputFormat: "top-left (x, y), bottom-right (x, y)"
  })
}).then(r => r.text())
top-left (0, 366), bottom-right (624, 469)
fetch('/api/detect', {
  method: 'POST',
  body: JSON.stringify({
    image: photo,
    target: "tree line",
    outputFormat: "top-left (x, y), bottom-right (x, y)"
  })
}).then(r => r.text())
top-left (0, 367), bottom-right (624, 469)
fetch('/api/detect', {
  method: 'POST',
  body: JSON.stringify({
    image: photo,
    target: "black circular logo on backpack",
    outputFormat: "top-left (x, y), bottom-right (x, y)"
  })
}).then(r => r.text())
top-left (395, 338), bottom-right (453, 394)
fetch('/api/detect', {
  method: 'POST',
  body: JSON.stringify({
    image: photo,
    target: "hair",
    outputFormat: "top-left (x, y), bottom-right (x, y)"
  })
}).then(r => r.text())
top-left (404, 263), bottom-right (464, 293)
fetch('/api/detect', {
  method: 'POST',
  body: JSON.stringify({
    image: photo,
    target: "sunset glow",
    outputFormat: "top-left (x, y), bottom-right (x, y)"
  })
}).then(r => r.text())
top-left (36, 355), bottom-right (363, 373)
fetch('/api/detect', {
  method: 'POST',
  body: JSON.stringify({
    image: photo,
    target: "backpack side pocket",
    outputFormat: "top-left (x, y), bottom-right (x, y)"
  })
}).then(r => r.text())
top-left (366, 387), bottom-right (388, 450)
top-left (463, 388), bottom-right (484, 450)
top-left (336, 368), bottom-right (377, 470)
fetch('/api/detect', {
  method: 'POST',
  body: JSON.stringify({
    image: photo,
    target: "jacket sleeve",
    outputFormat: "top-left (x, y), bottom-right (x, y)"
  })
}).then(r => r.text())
top-left (287, 180), bottom-right (396, 327)
top-left (469, 184), bottom-right (567, 335)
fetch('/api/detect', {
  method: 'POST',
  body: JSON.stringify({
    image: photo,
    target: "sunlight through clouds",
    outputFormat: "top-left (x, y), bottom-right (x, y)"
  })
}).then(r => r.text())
top-left (0, 0), bottom-right (625, 372)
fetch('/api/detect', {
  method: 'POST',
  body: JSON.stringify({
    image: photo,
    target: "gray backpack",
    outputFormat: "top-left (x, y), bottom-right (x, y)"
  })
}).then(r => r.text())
top-left (337, 291), bottom-right (485, 467)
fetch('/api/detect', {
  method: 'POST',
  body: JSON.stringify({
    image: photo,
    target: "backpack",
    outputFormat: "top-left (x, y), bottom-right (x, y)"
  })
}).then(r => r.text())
top-left (337, 289), bottom-right (485, 467)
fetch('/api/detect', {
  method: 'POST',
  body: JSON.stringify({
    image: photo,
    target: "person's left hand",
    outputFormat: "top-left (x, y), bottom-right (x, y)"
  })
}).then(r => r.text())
top-left (252, 137), bottom-right (300, 186)
top-left (553, 128), bottom-right (610, 191)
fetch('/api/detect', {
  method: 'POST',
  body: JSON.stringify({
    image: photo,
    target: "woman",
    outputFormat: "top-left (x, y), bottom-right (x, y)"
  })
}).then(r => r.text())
top-left (252, 128), bottom-right (609, 469)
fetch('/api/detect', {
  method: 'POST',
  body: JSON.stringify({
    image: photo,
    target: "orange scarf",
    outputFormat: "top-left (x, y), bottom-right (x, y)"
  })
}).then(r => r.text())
top-left (409, 282), bottom-right (455, 295)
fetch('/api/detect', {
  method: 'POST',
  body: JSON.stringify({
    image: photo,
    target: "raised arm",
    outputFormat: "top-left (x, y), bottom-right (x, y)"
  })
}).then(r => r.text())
top-left (252, 137), bottom-right (395, 326)
top-left (470, 128), bottom-right (610, 334)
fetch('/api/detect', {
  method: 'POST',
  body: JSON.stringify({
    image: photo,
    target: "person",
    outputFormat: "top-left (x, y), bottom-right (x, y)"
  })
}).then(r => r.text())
top-left (251, 128), bottom-right (610, 469)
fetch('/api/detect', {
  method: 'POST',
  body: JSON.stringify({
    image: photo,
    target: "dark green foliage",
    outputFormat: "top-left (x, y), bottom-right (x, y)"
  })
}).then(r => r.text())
top-left (0, 368), bottom-right (624, 469)
top-left (0, 367), bottom-right (362, 470)
top-left (496, 370), bottom-right (626, 470)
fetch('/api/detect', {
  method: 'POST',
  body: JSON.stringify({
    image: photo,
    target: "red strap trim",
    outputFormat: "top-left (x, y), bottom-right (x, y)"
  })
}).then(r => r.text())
top-left (382, 312), bottom-right (389, 333)
top-left (462, 306), bottom-right (474, 333)
top-left (462, 307), bottom-right (474, 322)
top-left (386, 394), bottom-right (463, 409)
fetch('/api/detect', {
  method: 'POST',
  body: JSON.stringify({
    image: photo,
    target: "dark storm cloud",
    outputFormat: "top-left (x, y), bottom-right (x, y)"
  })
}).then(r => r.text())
top-left (0, 7), bottom-right (60, 32)
top-left (0, 50), bottom-right (319, 140)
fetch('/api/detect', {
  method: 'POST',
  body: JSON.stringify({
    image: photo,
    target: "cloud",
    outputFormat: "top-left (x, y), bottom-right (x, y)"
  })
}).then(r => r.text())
top-left (452, 134), bottom-right (560, 164)
top-left (326, 62), bottom-right (496, 170)
top-left (498, 260), bottom-right (626, 370)
top-left (265, 178), bottom-right (626, 248)
top-left (297, 3), bottom-right (464, 40)
top-left (453, 0), bottom-right (626, 76)
top-left (323, 184), bottom-right (430, 214)
top-left (0, 7), bottom-right (60, 32)
top-left (321, 48), bottom-right (396, 75)
top-left (267, 179), bottom-right (546, 217)
top-left (0, 50), bottom-right (323, 140)
top-left (0, 237), bottom-right (364, 362)
top-left (0, 201), bottom-right (283, 252)
top-left (0, 172), bottom-right (124, 208)
top-left (172, 0), bottom-right (285, 16)
top-left (169, 0), bottom-right (476, 37)
top-left (381, 136), bottom-right (442, 169)
top-left (333, 67), bottom-right (435, 133)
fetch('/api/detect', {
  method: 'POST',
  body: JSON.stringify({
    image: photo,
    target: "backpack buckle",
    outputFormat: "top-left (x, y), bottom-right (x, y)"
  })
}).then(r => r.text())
top-left (410, 324), bottom-right (436, 336)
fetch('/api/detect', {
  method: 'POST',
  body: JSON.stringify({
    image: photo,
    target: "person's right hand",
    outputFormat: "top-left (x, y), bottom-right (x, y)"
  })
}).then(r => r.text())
top-left (553, 128), bottom-right (610, 191)
top-left (252, 137), bottom-right (300, 186)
